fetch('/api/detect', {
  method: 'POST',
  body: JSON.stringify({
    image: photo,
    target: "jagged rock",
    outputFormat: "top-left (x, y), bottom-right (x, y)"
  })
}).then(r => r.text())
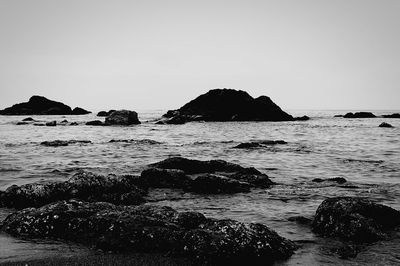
top-left (190, 174), bottom-right (251, 194)
top-left (379, 122), bottom-right (393, 128)
top-left (46, 121), bottom-right (57, 126)
top-left (0, 172), bottom-right (146, 209)
top-left (86, 120), bottom-right (104, 126)
top-left (234, 140), bottom-right (287, 149)
top-left (157, 89), bottom-right (295, 124)
top-left (312, 177), bottom-right (347, 184)
top-left (71, 107), bottom-right (91, 115)
top-left (1, 200), bottom-right (296, 264)
top-left (105, 110), bottom-right (140, 125)
top-left (343, 112), bottom-right (376, 118)
top-left (0, 96), bottom-right (89, 115)
top-left (382, 113), bottom-right (400, 118)
top-left (40, 140), bottom-right (92, 147)
top-left (312, 197), bottom-right (400, 243)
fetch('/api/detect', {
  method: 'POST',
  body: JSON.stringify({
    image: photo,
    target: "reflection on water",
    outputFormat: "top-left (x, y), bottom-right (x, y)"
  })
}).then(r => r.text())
top-left (0, 110), bottom-right (399, 265)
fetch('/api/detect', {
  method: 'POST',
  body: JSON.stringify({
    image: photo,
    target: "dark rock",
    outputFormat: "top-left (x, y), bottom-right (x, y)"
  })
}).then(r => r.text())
top-left (97, 110), bottom-right (116, 117)
top-left (190, 174), bottom-right (251, 194)
top-left (312, 177), bottom-right (347, 184)
top-left (382, 113), bottom-right (400, 118)
top-left (294, 115), bottom-right (310, 121)
top-left (379, 122), bottom-right (393, 128)
top-left (288, 216), bottom-right (312, 226)
top-left (158, 89), bottom-right (295, 124)
top-left (46, 121), bottom-right (57, 126)
top-left (334, 115), bottom-right (343, 117)
top-left (33, 123), bottom-right (45, 126)
top-left (343, 112), bottom-right (376, 118)
top-left (312, 197), bottom-right (400, 243)
top-left (0, 96), bottom-right (72, 115)
top-left (109, 139), bottom-right (161, 145)
top-left (140, 168), bottom-right (191, 189)
top-left (105, 110), bottom-right (140, 125)
top-left (71, 107), bottom-right (91, 115)
top-left (1, 200), bottom-right (296, 264)
top-left (22, 117), bottom-right (34, 121)
top-left (40, 140), bottom-right (92, 147)
top-left (234, 140), bottom-right (287, 149)
top-left (333, 244), bottom-right (360, 259)
top-left (16, 121), bottom-right (29, 125)
top-left (0, 171), bottom-right (146, 209)
top-left (60, 119), bottom-right (68, 123)
top-left (86, 120), bottom-right (104, 126)
top-left (70, 122), bottom-right (79, 126)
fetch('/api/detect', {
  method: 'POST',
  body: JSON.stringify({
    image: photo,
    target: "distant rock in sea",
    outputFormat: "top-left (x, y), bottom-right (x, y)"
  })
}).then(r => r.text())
top-left (97, 110), bottom-right (116, 117)
top-left (382, 113), bottom-right (400, 118)
top-left (0, 96), bottom-right (90, 115)
top-left (156, 88), bottom-right (296, 124)
top-left (71, 107), bottom-right (91, 115)
top-left (105, 110), bottom-right (140, 125)
top-left (233, 140), bottom-right (287, 149)
top-left (40, 140), bottom-right (92, 147)
top-left (379, 122), bottom-right (393, 128)
top-left (343, 112), bottom-right (376, 118)
top-left (86, 120), bottom-right (104, 126)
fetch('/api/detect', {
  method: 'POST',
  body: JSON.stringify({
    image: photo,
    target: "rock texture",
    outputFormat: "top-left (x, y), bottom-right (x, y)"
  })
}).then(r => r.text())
top-left (157, 89), bottom-right (295, 124)
top-left (105, 110), bottom-right (140, 125)
top-left (0, 171), bottom-right (146, 209)
top-left (0, 96), bottom-right (90, 115)
top-left (343, 112), bottom-right (376, 118)
top-left (1, 200), bottom-right (296, 264)
top-left (312, 197), bottom-right (400, 243)
top-left (379, 122), bottom-right (393, 128)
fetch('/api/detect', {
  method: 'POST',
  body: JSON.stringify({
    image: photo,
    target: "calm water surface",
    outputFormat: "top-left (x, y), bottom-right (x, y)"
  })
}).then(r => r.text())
top-left (0, 110), bottom-right (399, 265)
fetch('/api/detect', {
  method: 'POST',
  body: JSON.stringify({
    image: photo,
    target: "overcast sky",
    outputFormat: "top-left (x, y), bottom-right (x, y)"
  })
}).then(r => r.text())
top-left (0, 0), bottom-right (399, 111)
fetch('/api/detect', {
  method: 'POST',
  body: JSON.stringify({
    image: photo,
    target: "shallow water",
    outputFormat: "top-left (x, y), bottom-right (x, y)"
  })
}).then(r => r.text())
top-left (0, 110), bottom-right (399, 264)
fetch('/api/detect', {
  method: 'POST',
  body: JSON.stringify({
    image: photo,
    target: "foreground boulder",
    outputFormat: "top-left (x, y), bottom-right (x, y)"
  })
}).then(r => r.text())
top-left (141, 157), bottom-right (274, 193)
top-left (379, 122), bottom-right (394, 128)
top-left (157, 89), bottom-right (295, 124)
top-left (0, 171), bottom-right (146, 209)
top-left (105, 110), bottom-right (140, 125)
top-left (1, 200), bottom-right (296, 264)
top-left (343, 112), bottom-right (376, 118)
top-left (0, 96), bottom-right (90, 115)
top-left (312, 197), bottom-right (400, 243)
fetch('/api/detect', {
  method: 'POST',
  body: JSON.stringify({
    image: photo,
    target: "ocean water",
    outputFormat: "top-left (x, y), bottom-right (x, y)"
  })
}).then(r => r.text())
top-left (0, 110), bottom-right (399, 265)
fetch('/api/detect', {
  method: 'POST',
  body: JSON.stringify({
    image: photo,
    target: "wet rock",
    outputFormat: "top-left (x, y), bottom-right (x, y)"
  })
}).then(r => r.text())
top-left (234, 140), bottom-right (287, 149)
top-left (33, 123), bottom-right (45, 126)
top-left (312, 177), bottom-right (347, 184)
top-left (0, 96), bottom-right (89, 115)
top-left (382, 113), bottom-right (400, 118)
top-left (1, 200), bottom-right (296, 264)
top-left (40, 140), bottom-right (92, 147)
top-left (60, 119), bottom-right (68, 123)
top-left (0, 171), bottom-right (146, 209)
top-left (140, 168), bottom-right (191, 189)
top-left (16, 121), bottom-right (29, 125)
top-left (294, 115), bottom-right (310, 121)
top-left (288, 216), bottom-right (312, 226)
top-left (46, 121), bottom-right (57, 126)
top-left (333, 244), bottom-right (360, 259)
top-left (71, 107), bottom-right (91, 115)
top-left (86, 120), bottom-right (104, 126)
top-left (157, 89), bottom-right (295, 124)
top-left (70, 122), bottom-right (79, 126)
top-left (22, 117), bottom-right (34, 121)
top-left (379, 122), bottom-right (393, 128)
top-left (334, 115), bottom-right (343, 117)
top-left (97, 110), bottom-right (116, 117)
top-left (148, 157), bottom-right (274, 189)
top-left (190, 174), bottom-right (251, 194)
top-left (343, 112), bottom-right (376, 118)
top-left (109, 139), bottom-right (161, 145)
top-left (312, 197), bottom-right (400, 242)
top-left (105, 110), bottom-right (140, 125)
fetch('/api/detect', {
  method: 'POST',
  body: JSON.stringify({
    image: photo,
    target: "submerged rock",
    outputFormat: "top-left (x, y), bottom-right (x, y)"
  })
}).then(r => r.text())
top-left (0, 171), bottom-right (146, 209)
top-left (382, 113), bottom-right (400, 118)
top-left (234, 140), bottom-right (287, 149)
top-left (157, 89), bottom-right (295, 124)
top-left (343, 112), bottom-right (376, 118)
top-left (0, 96), bottom-right (89, 115)
top-left (105, 110), bottom-right (140, 125)
top-left (40, 140), bottom-right (92, 147)
top-left (190, 174), bottom-right (251, 194)
top-left (140, 168), bottom-right (191, 189)
top-left (86, 120), bottom-right (104, 126)
top-left (109, 139), bottom-right (162, 145)
top-left (46, 121), bottom-right (57, 126)
top-left (16, 121), bottom-right (29, 125)
top-left (312, 197), bottom-right (400, 243)
top-left (1, 200), bottom-right (296, 264)
top-left (312, 177), bottom-right (347, 184)
top-left (71, 107), bottom-right (91, 115)
top-left (379, 122), bottom-right (393, 128)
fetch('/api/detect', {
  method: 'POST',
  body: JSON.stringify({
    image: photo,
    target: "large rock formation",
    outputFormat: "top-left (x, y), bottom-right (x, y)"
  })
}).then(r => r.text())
top-left (1, 200), bottom-right (296, 264)
top-left (157, 89), bottom-right (294, 124)
top-left (71, 107), bottom-right (91, 115)
top-left (105, 110), bottom-right (141, 125)
top-left (0, 171), bottom-right (146, 209)
top-left (312, 197), bottom-right (400, 243)
top-left (343, 112), bottom-right (376, 118)
top-left (0, 96), bottom-right (90, 115)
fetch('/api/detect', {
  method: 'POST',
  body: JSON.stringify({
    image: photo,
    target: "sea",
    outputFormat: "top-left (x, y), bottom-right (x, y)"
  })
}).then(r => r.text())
top-left (0, 110), bottom-right (399, 265)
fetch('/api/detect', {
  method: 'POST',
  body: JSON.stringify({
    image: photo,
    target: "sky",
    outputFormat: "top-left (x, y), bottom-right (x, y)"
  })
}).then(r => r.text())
top-left (0, 0), bottom-right (399, 111)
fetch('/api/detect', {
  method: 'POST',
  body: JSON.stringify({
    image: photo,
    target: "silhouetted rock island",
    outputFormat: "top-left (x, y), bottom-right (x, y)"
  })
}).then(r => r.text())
top-left (156, 89), bottom-right (298, 124)
top-left (0, 96), bottom-right (91, 115)
top-left (343, 112), bottom-right (376, 118)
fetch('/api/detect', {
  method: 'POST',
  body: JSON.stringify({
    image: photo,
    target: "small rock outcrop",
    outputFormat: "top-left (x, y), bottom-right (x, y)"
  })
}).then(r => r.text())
top-left (46, 121), bottom-right (56, 126)
top-left (71, 107), bottom-right (91, 115)
top-left (0, 171), bottom-right (146, 209)
top-left (379, 122), bottom-right (393, 128)
top-left (343, 112), bottom-right (376, 118)
top-left (105, 110), bottom-right (140, 125)
top-left (233, 140), bottom-right (287, 149)
top-left (294, 115), bottom-right (310, 121)
top-left (86, 120), bottom-right (104, 126)
top-left (382, 113), bottom-right (400, 118)
top-left (22, 117), bottom-right (35, 121)
top-left (157, 89), bottom-right (295, 124)
top-left (97, 110), bottom-right (116, 117)
top-left (0, 96), bottom-right (90, 115)
top-left (311, 177), bottom-right (347, 184)
top-left (1, 200), bottom-right (296, 264)
top-left (40, 140), bottom-right (92, 147)
top-left (312, 197), bottom-right (400, 243)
